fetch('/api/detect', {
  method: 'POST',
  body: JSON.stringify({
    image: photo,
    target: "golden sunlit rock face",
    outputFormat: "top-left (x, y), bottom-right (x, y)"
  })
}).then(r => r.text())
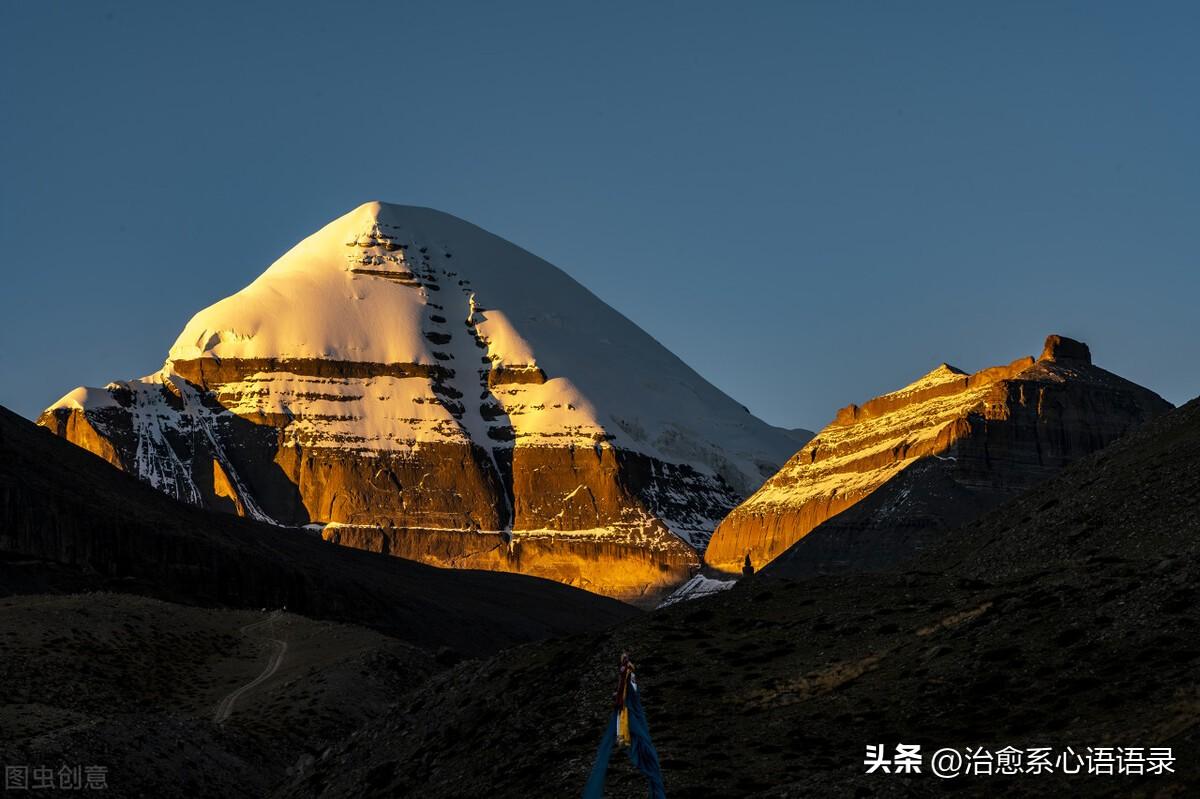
top-left (211, 458), bottom-right (245, 516)
top-left (37, 378), bottom-right (709, 604)
top-left (703, 335), bottom-right (1172, 575)
top-left (36, 396), bottom-right (708, 603)
top-left (38, 408), bottom-right (124, 471)
top-left (321, 525), bottom-right (697, 602)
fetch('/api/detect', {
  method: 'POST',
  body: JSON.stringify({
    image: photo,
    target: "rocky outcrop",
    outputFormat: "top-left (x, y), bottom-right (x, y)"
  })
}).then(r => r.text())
top-left (704, 335), bottom-right (1172, 575)
top-left (38, 202), bottom-right (802, 603)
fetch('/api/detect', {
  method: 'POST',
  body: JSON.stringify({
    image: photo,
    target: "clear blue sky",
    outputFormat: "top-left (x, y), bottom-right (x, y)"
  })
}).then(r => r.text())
top-left (2, 1), bottom-right (1197, 430)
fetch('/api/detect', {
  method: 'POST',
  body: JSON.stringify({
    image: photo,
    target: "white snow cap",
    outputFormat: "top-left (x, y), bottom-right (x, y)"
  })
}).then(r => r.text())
top-left (154, 201), bottom-right (801, 494)
top-left (47, 385), bottom-right (121, 412)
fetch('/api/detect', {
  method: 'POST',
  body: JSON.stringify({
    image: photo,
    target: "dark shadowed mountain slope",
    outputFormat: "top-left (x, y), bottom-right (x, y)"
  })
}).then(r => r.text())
top-left (933, 393), bottom-right (1200, 581)
top-left (0, 405), bottom-right (637, 657)
top-left (290, 397), bottom-right (1200, 798)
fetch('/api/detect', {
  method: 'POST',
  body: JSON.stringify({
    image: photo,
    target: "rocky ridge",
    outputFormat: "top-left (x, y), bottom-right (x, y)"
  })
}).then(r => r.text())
top-left (705, 335), bottom-right (1171, 575)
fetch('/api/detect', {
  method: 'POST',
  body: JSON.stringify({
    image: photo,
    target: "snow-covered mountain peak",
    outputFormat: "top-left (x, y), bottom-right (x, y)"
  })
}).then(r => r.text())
top-left (168, 203), bottom-right (512, 364)
top-left (42, 202), bottom-right (806, 599)
top-left (151, 201), bottom-right (802, 497)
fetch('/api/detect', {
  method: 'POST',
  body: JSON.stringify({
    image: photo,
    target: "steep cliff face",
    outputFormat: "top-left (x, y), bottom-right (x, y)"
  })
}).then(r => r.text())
top-left (38, 202), bottom-right (803, 603)
top-left (704, 335), bottom-right (1172, 575)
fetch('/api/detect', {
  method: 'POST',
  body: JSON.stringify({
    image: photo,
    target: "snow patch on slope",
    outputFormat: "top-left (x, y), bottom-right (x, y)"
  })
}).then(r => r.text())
top-left (48, 386), bottom-right (122, 412)
top-left (658, 574), bottom-right (738, 607)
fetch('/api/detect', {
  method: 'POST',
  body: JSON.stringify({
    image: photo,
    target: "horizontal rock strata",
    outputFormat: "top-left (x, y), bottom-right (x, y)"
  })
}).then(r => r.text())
top-left (705, 335), bottom-right (1172, 575)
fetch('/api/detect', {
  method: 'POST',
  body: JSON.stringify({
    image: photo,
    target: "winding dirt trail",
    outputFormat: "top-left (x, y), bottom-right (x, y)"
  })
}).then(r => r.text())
top-left (213, 611), bottom-right (287, 724)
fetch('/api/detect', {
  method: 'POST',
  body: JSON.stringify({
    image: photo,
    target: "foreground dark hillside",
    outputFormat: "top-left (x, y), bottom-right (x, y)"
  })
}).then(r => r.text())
top-left (0, 594), bottom-right (431, 798)
top-left (293, 398), bottom-right (1200, 797)
top-left (0, 405), bottom-right (637, 656)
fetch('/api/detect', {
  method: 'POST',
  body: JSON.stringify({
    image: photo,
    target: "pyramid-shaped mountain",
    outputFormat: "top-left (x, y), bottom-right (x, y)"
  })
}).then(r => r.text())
top-left (39, 202), bottom-right (806, 602)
